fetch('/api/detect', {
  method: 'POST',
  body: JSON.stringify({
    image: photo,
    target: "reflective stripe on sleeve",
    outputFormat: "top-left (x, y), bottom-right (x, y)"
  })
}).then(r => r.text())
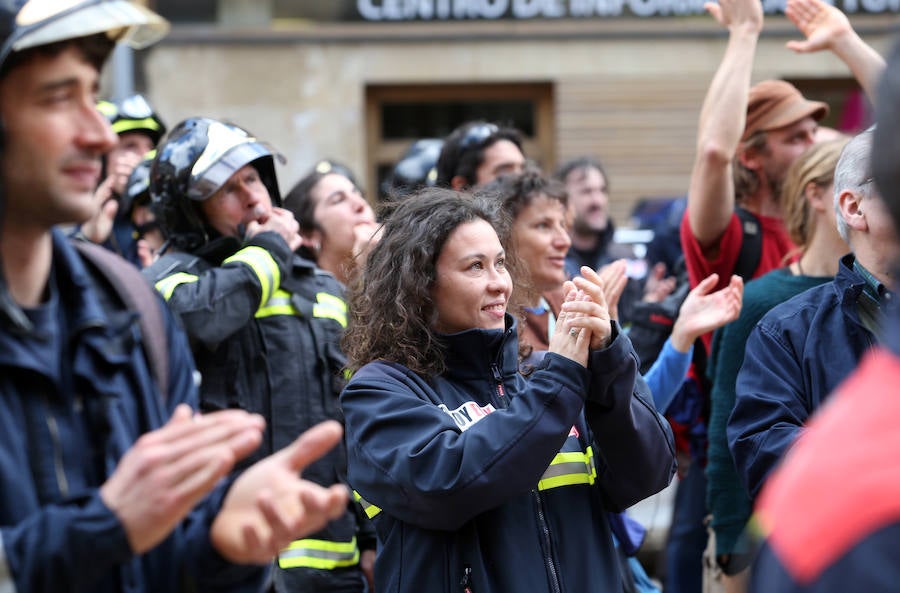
top-left (223, 245), bottom-right (280, 306)
top-left (353, 491), bottom-right (382, 519)
top-left (154, 272), bottom-right (199, 301)
top-left (277, 536), bottom-right (360, 570)
top-left (255, 289), bottom-right (293, 318)
top-left (313, 292), bottom-right (348, 328)
top-left (537, 446), bottom-right (597, 491)
top-left (255, 290), bottom-right (347, 327)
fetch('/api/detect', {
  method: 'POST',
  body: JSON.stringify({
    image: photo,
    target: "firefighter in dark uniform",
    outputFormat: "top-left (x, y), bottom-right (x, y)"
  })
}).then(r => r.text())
top-left (144, 117), bottom-right (375, 593)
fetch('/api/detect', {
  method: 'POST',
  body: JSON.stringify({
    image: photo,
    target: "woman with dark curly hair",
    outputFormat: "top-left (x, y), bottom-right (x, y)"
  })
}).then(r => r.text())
top-left (340, 187), bottom-right (676, 593)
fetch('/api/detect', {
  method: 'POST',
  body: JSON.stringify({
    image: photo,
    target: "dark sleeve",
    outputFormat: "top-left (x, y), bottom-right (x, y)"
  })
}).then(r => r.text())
top-left (751, 525), bottom-right (900, 593)
top-left (728, 320), bottom-right (810, 501)
top-left (342, 355), bottom-right (590, 532)
top-left (146, 232), bottom-right (292, 346)
top-left (583, 323), bottom-right (677, 511)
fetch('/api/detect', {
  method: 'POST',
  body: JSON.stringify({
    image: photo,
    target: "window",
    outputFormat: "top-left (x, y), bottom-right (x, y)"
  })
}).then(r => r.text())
top-left (366, 83), bottom-right (554, 199)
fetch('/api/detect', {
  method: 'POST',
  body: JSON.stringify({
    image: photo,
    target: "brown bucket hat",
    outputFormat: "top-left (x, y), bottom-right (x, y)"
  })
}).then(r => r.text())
top-left (742, 80), bottom-right (829, 142)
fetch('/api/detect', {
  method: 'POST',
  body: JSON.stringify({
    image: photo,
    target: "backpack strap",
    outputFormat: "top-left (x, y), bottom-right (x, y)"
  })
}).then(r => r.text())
top-left (734, 207), bottom-right (763, 281)
top-left (72, 240), bottom-right (169, 401)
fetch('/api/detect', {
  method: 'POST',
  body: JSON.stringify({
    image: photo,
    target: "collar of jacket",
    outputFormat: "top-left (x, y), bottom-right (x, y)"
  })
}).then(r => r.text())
top-left (0, 229), bottom-right (133, 380)
top-left (438, 313), bottom-right (518, 381)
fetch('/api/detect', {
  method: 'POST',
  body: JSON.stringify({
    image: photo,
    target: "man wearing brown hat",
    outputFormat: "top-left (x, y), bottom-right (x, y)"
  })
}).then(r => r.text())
top-left (681, 0), bottom-right (884, 314)
top-left (665, 0), bottom-right (885, 592)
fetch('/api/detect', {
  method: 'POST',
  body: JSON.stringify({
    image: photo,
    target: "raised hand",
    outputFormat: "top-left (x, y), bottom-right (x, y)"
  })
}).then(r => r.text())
top-left (210, 420), bottom-right (349, 564)
top-left (670, 273), bottom-right (744, 352)
top-left (100, 405), bottom-right (265, 554)
top-left (704, 0), bottom-right (763, 33)
top-left (785, 0), bottom-right (852, 54)
top-left (642, 262), bottom-right (676, 304)
top-left (595, 259), bottom-right (628, 322)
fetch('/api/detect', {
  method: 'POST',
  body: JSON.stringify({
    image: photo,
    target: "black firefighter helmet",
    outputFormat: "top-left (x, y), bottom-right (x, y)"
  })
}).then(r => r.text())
top-left (150, 117), bottom-right (285, 253)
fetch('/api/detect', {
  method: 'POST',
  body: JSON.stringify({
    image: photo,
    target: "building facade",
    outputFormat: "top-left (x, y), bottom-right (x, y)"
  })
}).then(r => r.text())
top-left (138, 0), bottom-right (897, 226)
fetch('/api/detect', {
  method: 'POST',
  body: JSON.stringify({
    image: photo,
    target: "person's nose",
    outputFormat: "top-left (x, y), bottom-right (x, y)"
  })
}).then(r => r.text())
top-left (241, 183), bottom-right (263, 209)
top-left (351, 192), bottom-right (368, 213)
top-left (487, 267), bottom-right (510, 294)
top-left (553, 224), bottom-right (572, 250)
top-left (81, 103), bottom-right (118, 154)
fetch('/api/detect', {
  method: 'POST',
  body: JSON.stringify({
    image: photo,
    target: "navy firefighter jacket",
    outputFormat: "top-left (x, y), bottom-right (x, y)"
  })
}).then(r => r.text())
top-left (0, 230), bottom-right (266, 593)
top-left (341, 315), bottom-right (676, 593)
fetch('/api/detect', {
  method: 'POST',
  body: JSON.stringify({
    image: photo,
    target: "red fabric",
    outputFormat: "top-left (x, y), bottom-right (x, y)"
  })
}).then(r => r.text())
top-left (756, 349), bottom-right (900, 584)
top-left (680, 210), bottom-right (795, 352)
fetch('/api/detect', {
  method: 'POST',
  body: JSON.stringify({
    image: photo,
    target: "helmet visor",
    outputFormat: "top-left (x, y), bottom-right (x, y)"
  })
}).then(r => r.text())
top-left (11, 0), bottom-right (169, 55)
top-left (188, 121), bottom-right (285, 201)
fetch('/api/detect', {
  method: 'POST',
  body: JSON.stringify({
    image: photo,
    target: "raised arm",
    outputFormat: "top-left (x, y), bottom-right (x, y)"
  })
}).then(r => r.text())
top-left (786, 0), bottom-right (886, 102)
top-left (688, 0), bottom-right (763, 248)
top-left (145, 231), bottom-right (292, 346)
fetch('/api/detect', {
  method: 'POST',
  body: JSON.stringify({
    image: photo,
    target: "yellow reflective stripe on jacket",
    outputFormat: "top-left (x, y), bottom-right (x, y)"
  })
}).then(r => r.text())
top-left (255, 290), bottom-right (348, 327)
top-left (223, 245), bottom-right (280, 306)
top-left (313, 292), bottom-right (348, 328)
top-left (537, 446), bottom-right (597, 491)
top-left (277, 536), bottom-right (360, 570)
top-left (155, 272), bottom-right (199, 301)
top-left (255, 289), bottom-right (294, 318)
top-left (354, 491), bottom-right (382, 519)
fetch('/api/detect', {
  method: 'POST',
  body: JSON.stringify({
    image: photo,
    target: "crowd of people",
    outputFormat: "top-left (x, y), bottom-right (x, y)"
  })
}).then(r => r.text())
top-left (0, 0), bottom-right (898, 592)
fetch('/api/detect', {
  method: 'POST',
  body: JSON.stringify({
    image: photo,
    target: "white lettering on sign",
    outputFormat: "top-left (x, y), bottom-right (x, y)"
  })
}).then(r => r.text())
top-left (357, 0), bottom-right (896, 19)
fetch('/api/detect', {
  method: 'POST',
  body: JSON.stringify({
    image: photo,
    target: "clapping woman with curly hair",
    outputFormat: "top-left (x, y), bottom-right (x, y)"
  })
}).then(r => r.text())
top-left (340, 187), bottom-right (675, 593)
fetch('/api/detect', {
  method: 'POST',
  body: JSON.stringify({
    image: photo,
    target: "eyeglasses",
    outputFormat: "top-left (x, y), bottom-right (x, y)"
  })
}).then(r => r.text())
top-left (458, 123), bottom-right (499, 151)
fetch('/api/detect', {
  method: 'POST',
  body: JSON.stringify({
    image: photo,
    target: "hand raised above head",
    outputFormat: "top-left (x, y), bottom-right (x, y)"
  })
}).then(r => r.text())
top-left (704, 0), bottom-right (763, 33)
top-left (785, 0), bottom-right (852, 54)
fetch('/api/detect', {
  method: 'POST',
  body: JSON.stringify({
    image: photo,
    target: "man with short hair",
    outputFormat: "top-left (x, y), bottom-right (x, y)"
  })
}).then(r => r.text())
top-left (749, 40), bottom-right (900, 593)
top-left (0, 2), bottom-right (347, 592)
top-left (435, 120), bottom-right (526, 189)
top-left (729, 126), bottom-right (898, 501)
top-left (146, 117), bottom-right (376, 593)
top-left (556, 156), bottom-right (633, 279)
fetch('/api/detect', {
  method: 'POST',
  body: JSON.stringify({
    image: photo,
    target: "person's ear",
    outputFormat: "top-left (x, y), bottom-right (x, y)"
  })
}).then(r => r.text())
top-left (805, 181), bottom-right (828, 213)
top-left (450, 175), bottom-right (468, 191)
top-left (737, 146), bottom-right (764, 172)
top-left (838, 189), bottom-right (867, 232)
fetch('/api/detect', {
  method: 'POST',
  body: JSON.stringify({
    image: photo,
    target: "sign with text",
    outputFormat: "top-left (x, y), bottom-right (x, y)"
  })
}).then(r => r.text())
top-left (357, 0), bottom-right (899, 20)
